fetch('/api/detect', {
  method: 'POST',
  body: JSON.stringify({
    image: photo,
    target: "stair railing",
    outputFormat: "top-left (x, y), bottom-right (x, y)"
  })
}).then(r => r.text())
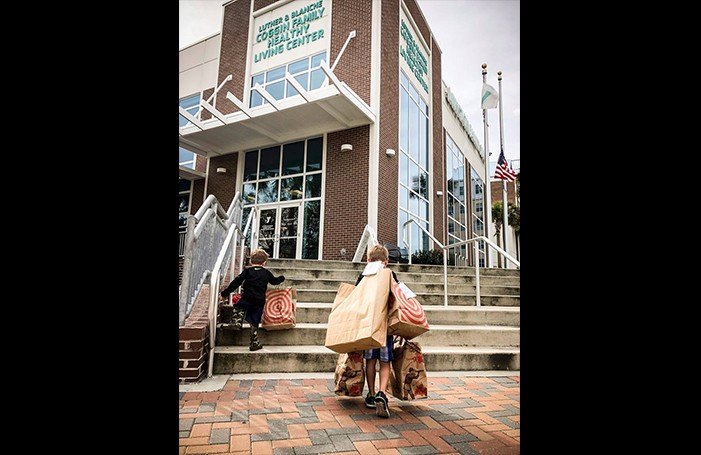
top-left (179, 193), bottom-right (242, 326)
top-left (400, 218), bottom-right (520, 307)
top-left (205, 205), bottom-right (259, 378)
top-left (352, 224), bottom-right (380, 262)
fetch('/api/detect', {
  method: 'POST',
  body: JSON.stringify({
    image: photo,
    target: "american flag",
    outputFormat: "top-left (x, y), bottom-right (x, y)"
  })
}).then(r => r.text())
top-left (495, 149), bottom-right (518, 182)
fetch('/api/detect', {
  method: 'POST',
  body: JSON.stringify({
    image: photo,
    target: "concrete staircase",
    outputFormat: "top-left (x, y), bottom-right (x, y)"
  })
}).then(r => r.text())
top-left (213, 259), bottom-right (520, 374)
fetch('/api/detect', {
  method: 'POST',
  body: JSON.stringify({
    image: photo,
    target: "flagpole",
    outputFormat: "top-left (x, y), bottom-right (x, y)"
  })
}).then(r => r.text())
top-left (498, 71), bottom-right (508, 268)
top-left (481, 63), bottom-right (492, 268)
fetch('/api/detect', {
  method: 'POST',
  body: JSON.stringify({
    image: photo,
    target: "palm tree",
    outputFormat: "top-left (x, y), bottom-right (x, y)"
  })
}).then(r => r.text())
top-left (492, 201), bottom-right (519, 266)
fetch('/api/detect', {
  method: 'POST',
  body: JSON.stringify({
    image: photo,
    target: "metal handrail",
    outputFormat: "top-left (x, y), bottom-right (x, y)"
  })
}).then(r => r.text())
top-left (179, 193), bottom-right (241, 326)
top-left (205, 203), bottom-right (258, 377)
top-left (352, 224), bottom-right (379, 262)
top-left (401, 218), bottom-right (520, 308)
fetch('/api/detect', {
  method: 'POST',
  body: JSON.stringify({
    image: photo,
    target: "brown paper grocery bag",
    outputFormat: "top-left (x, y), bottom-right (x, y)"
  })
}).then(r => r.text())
top-left (389, 339), bottom-right (428, 401)
top-left (388, 281), bottom-right (429, 339)
top-left (261, 288), bottom-right (297, 330)
top-left (334, 351), bottom-right (365, 396)
top-left (332, 283), bottom-right (355, 311)
top-left (325, 268), bottom-right (391, 353)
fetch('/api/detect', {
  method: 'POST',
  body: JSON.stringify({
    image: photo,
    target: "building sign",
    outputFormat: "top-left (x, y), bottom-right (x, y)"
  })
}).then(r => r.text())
top-left (251, 0), bottom-right (331, 75)
top-left (399, 8), bottom-right (429, 94)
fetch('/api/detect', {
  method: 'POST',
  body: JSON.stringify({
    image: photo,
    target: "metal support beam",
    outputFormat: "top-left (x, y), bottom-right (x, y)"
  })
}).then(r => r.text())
top-left (179, 107), bottom-right (205, 130)
top-left (285, 72), bottom-right (311, 102)
top-left (199, 100), bottom-right (229, 125)
top-left (252, 83), bottom-right (280, 111)
top-left (225, 92), bottom-right (252, 118)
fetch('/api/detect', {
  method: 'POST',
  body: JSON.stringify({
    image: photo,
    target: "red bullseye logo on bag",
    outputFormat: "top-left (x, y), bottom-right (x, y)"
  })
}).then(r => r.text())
top-left (393, 285), bottom-right (429, 328)
top-left (261, 288), bottom-right (297, 330)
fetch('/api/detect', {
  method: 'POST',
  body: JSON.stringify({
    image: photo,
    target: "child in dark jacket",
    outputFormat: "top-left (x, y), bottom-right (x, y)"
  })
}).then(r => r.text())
top-left (219, 248), bottom-right (285, 351)
top-left (355, 245), bottom-right (399, 418)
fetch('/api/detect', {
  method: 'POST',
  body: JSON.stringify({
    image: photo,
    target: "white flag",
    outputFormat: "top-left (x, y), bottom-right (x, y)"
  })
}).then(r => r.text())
top-left (481, 83), bottom-right (499, 109)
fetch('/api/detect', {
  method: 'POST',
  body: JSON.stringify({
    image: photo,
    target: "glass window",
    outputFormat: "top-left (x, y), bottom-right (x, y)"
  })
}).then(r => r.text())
top-left (409, 160), bottom-right (419, 194)
top-left (243, 183), bottom-right (256, 205)
top-left (289, 58), bottom-right (309, 74)
top-left (257, 179), bottom-right (278, 203)
top-left (302, 201), bottom-right (321, 259)
top-left (400, 89), bottom-right (408, 152)
top-left (408, 83), bottom-right (418, 104)
top-left (259, 146), bottom-right (280, 179)
top-left (244, 150), bottom-right (258, 181)
top-left (267, 80), bottom-right (285, 100)
top-left (251, 74), bottom-right (264, 87)
top-left (305, 173), bottom-right (322, 198)
top-left (179, 213), bottom-right (188, 228)
top-left (419, 112), bottom-right (428, 169)
top-left (311, 52), bottom-right (326, 68)
top-left (310, 69), bottom-right (325, 90)
top-left (178, 179), bottom-right (191, 192)
top-left (294, 72), bottom-right (308, 90)
top-left (266, 66), bottom-right (285, 83)
top-left (399, 184), bottom-right (408, 211)
top-left (250, 90), bottom-right (264, 108)
top-left (280, 176), bottom-right (303, 201)
top-left (179, 194), bottom-right (190, 213)
top-left (419, 171), bottom-right (428, 199)
top-left (179, 93), bottom-right (201, 128)
top-left (282, 141), bottom-right (305, 175)
top-left (409, 101), bottom-right (419, 162)
top-left (398, 71), bottom-right (431, 254)
top-left (306, 137), bottom-right (323, 171)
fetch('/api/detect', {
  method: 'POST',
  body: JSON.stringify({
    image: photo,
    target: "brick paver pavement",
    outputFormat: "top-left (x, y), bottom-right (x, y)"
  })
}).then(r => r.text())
top-left (179, 376), bottom-right (520, 454)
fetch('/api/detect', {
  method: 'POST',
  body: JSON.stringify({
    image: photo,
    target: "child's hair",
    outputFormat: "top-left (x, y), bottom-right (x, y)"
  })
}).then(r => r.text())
top-left (368, 245), bottom-right (389, 262)
top-left (250, 248), bottom-right (269, 265)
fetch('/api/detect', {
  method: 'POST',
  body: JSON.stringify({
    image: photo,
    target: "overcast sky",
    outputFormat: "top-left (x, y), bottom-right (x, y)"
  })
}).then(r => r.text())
top-left (179, 0), bottom-right (520, 166)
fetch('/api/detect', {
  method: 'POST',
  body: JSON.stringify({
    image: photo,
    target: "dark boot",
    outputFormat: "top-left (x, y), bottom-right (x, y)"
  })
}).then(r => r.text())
top-left (249, 324), bottom-right (263, 351)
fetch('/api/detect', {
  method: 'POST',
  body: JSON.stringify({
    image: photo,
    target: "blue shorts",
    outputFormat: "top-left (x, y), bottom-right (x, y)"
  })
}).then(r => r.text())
top-left (364, 335), bottom-right (394, 363)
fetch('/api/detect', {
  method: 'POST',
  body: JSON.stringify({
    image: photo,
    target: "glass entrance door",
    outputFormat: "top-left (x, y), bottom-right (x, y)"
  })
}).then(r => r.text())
top-left (255, 202), bottom-right (303, 259)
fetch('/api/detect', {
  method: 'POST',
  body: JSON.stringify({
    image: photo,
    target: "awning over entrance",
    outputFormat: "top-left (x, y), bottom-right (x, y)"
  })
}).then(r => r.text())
top-left (179, 62), bottom-right (375, 157)
top-left (179, 165), bottom-right (206, 180)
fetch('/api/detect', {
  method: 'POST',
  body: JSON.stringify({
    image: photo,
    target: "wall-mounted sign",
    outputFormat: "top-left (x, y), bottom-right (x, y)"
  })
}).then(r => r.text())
top-left (251, 0), bottom-right (331, 75)
top-left (399, 8), bottom-right (429, 95)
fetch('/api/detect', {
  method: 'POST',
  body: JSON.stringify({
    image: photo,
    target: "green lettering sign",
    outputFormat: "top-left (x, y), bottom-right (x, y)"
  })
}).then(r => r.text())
top-left (254, 0), bottom-right (327, 64)
top-left (399, 19), bottom-right (429, 93)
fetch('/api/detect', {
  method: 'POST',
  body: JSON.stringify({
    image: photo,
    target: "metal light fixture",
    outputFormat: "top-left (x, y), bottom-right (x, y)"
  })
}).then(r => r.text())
top-left (386, 149), bottom-right (396, 157)
top-left (341, 144), bottom-right (353, 152)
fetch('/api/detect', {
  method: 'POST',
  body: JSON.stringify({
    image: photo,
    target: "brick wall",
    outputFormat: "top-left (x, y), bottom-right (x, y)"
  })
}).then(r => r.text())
top-left (323, 126), bottom-right (369, 260)
top-left (490, 180), bottom-right (517, 205)
top-left (179, 284), bottom-right (211, 383)
top-left (200, 87), bottom-right (214, 121)
top-left (431, 36), bottom-right (444, 247)
top-left (377, 0), bottom-right (400, 246)
top-left (404, 0), bottom-right (430, 45)
top-left (253, 0), bottom-right (277, 11)
top-left (206, 153), bottom-right (239, 210)
top-left (331, 0), bottom-right (372, 105)
top-left (191, 179), bottom-right (205, 213)
top-left (179, 256), bottom-right (184, 285)
top-left (215, 0), bottom-right (251, 115)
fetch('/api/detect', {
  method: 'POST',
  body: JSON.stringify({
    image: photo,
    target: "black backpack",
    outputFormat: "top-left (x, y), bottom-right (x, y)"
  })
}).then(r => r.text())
top-left (384, 242), bottom-right (409, 264)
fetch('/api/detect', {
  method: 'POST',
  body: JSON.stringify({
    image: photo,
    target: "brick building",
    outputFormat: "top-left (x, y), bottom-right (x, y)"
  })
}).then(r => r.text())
top-left (179, 0), bottom-right (489, 266)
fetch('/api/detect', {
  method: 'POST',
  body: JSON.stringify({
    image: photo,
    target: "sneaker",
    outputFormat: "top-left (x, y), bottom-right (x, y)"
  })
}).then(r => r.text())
top-left (364, 392), bottom-right (376, 409)
top-left (249, 340), bottom-right (263, 351)
top-left (374, 391), bottom-right (390, 418)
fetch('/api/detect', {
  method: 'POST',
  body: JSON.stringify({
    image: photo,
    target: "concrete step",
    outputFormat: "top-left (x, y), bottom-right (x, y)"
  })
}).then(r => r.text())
top-left (217, 323), bottom-right (519, 347)
top-left (295, 289), bottom-right (520, 306)
top-left (295, 303), bottom-right (521, 325)
top-left (213, 345), bottom-right (520, 374)
top-left (265, 268), bottom-right (520, 285)
top-left (283, 278), bottom-right (520, 295)
top-left (265, 258), bottom-right (520, 277)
